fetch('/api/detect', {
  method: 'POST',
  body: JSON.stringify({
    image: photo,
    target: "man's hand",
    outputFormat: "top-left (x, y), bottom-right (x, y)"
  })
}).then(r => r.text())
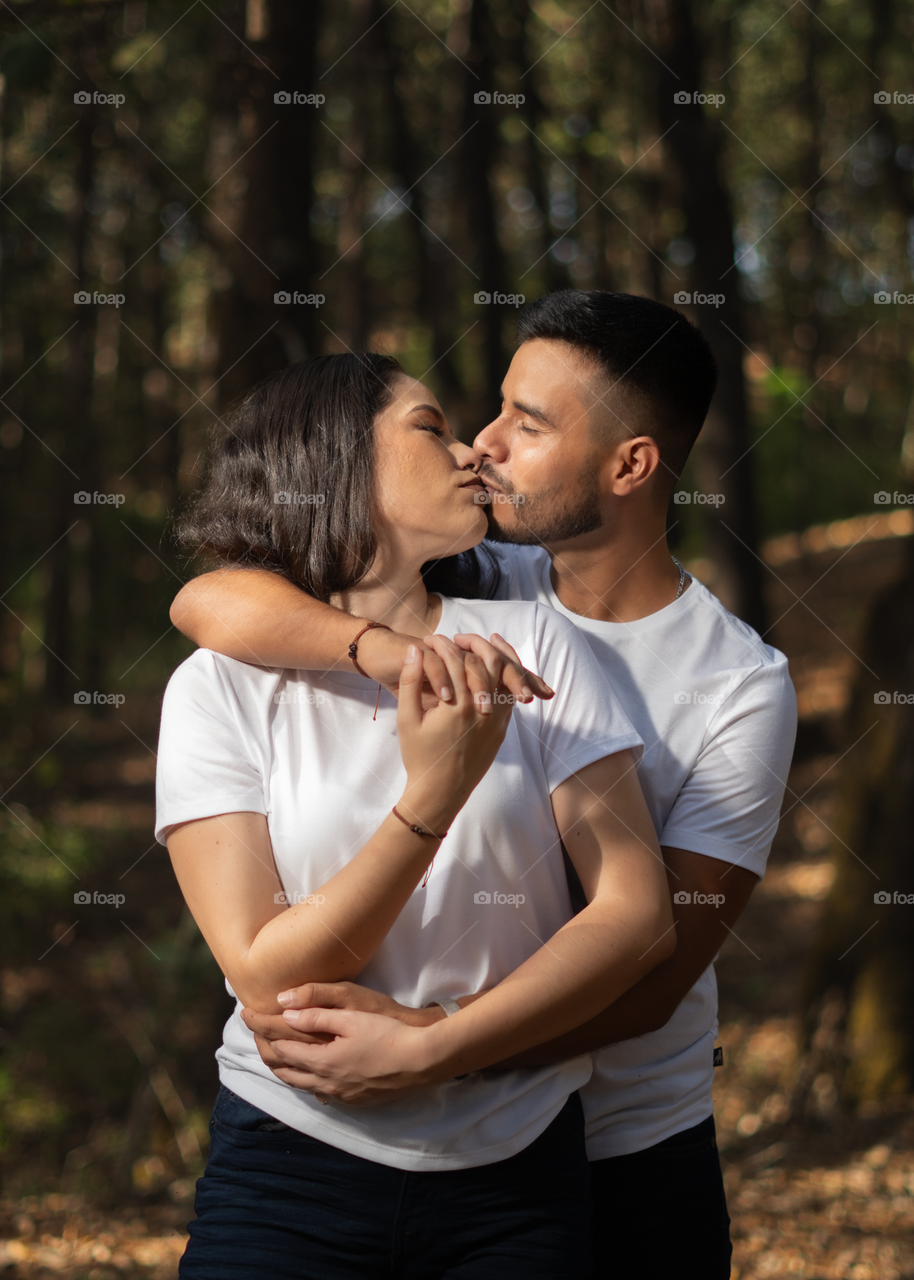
top-left (250, 1008), bottom-right (447, 1107)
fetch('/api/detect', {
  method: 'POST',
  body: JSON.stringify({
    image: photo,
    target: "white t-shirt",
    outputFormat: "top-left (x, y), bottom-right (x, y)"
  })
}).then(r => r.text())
top-left (155, 595), bottom-right (642, 1172)
top-left (491, 544), bottom-right (797, 1160)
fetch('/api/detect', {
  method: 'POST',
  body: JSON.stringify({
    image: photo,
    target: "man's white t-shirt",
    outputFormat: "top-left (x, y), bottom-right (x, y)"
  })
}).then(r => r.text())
top-left (491, 544), bottom-right (797, 1160)
top-left (155, 595), bottom-right (642, 1173)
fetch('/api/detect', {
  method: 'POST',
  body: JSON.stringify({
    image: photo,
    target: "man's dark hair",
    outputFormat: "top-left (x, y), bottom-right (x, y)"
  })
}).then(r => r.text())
top-left (516, 291), bottom-right (718, 484)
top-left (177, 353), bottom-right (495, 601)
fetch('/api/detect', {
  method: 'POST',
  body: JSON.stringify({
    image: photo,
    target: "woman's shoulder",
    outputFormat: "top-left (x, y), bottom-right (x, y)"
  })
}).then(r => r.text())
top-left (163, 648), bottom-right (283, 710)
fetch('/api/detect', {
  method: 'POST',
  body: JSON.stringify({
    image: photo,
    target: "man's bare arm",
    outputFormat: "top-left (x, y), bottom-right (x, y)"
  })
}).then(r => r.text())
top-left (170, 568), bottom-right (551, 705)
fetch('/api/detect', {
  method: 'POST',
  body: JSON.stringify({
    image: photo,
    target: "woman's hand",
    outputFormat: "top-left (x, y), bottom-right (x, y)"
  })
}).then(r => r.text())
top-left (395, 641), bottom-right (516, 835)
top-left (360, 626), bottom-right (553, 710)
top-left (241, 981), bottom-right (442, 1052)
top-left (253, 1008), bottom-right (445, 1106)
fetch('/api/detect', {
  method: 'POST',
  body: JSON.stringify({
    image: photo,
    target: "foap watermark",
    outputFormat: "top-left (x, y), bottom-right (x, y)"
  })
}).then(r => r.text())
top-left (874, 491), bottom-right (914, 504)
top-left (874, 691), bottom-right (914, 705)
top-left (274, 291), bottom-right (325, 306)
top-left (273, 690), bottom-right (330, 706)
top-left (673, 490), bottom-right (725, 506)
top-left (673, 890), bottom-right (725, 906)
top-left (75, 291), bottom-right (126, 308)
top-left (673, 91), bottom-right (725, 107)
top-left (673, 291), bottom-right (725, 307)
top-left (274, 491), bottom-right (326, 505)
top-left (474, 291), bottom-right (525, 307)
top-left (474, 890), bottom-right (526, 907)
top-left (474, 690), bottom-right (521, 708)
top-left (874, 890), bottom-right (914, 903)
top-left (75, 90), bottom-right (125, 108)
top-left (875, 92), bottom-right (914, 105)
top-left (74, 890), bottom-right (125, 907)
top-left (75, 690), bottom-right (126, 706)
top-left (74, 490), bottom-right (125, 505)
top-left (474, 490), bottom-right (525, 505)
top-left (874, 291), bottom-right (914, 304)
top-left (474, 91), bottom-right (525, 107)
top-left (673, 690), bottom-right (725, 706)
top-left (274, 891), bottom-right (326, 906)
top-left (274, 91), bottom-right (325, 106)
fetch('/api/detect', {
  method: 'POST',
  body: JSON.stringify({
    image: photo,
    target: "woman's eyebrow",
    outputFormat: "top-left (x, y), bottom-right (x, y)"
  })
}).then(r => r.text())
top-left (409, 404), bottom-right (444, 421)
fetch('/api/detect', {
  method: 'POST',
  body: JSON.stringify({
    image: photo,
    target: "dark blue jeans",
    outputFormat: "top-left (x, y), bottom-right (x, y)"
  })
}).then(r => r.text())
top-left (590, 1114), bottom-right (732, 1279)
top-left (180, 1085), bottom-right (593, 1279)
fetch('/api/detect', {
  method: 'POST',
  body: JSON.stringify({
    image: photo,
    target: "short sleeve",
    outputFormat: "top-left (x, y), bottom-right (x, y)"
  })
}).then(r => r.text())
top-left (659, 663), bottom-right (797, 877)
top-left (524, 606), bottom-right (644, 794)
top-left (155, 651), bottom-right (269, 845)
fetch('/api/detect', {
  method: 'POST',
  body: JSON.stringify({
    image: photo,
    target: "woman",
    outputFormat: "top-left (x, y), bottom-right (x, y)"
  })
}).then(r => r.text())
top-left (157, 353), bottom-right (673, 1278)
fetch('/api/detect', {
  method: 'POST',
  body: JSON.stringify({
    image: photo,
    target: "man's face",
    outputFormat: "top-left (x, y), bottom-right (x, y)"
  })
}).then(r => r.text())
top-left (473, 338), bottom-right (614, 548)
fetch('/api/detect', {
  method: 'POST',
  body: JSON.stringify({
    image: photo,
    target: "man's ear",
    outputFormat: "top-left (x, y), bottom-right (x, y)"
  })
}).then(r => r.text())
top-left (606, 435), bottom-right (663, 497)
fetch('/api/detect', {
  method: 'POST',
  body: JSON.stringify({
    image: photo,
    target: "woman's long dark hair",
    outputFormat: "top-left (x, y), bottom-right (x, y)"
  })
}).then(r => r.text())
top-left (176, 353), bottom-right (499, 601)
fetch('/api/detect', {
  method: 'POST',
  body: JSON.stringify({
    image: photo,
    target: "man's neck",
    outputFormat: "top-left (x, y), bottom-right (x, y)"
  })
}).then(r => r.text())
top-left (545, 528), bottom-right (687, 624)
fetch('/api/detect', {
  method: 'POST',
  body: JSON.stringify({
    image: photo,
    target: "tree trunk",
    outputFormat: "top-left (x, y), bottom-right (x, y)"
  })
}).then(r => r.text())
top-left (652, 0), bottom-right (767, 632)
top-left (800, 536), bottom-right (914, 1106)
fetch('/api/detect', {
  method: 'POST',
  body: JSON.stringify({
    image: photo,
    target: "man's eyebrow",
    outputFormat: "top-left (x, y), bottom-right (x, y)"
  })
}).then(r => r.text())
top-left (511, 398), bottom-right (556, 429)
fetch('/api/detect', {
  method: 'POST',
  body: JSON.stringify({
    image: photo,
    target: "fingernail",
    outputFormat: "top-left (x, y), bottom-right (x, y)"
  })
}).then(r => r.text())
top-left (521, 686), bottom-right (533, 699)
top-left (440, 686), bottom-right (453, 701)
top-left (476, 692), bottom-right (492, 713)
top-left (277, 990), bottom-right (294, 1006)
top-left (406, 645), bottom-right (418, 663)
top-left (282, 1008), bottom-right (300, 1022)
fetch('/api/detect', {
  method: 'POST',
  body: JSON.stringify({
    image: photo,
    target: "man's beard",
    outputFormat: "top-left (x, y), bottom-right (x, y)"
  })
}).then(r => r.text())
top-left (480, 463), bottom-right (603, 547)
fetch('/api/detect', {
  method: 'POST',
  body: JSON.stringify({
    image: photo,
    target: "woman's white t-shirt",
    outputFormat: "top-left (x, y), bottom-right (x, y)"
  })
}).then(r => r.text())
top-left (155, 595), bottom-right (642, 1172)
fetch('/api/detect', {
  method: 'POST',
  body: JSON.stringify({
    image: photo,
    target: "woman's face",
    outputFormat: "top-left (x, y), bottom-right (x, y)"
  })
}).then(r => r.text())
top-left (371, 375), bottom-right (489, 567)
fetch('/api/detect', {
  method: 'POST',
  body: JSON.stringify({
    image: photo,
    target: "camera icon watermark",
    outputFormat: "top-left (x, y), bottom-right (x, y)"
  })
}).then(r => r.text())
top-left (74, 90), bottom-right (125, 107)
top-left (273, 91), bottom-right (325, 106)
top-left (673, 890), bottom-right (725, 906)
top-left (74, 491), bottom-right (126, 506)
top-left (874, 890), bottom-right (914, 903)
top-left (874, 291), bottom-right (914, 303)
top-left (874, 91), bottom-right (914, 104)
top-left (672, 292), bottom-right (724, 308)
top-left (473, 890), bottom-right (526, 907)
top-left (274, 891), bottom-right (326, 906)
top-left (473, 490), bottom-right (525, 506)
top-left (75, 690), bottom-right (126, 707)
top-left (273, 690), bottom-right (329, 706)
top-left (273, 491), bottom-right (326, 505)
top-left (74, 890), bottom-right (125, 907)
top-left (673, 690), bottom-right (725, 706)
top-left (74, 291), bottom-right (126, 308)
top-left (273, 291), bottom-right (325, 306)
top-left (673, 491), bottom-right (725, 506)
top-left (874, 691), bottom-right (914, 704)
top-left (473, 90), bottom-right (525, 107)
top-left (473, 290), bottom-right (525, 307)
top-left (874, 491), bottom-right (914, 505)
top-left (673, 91), bottom-right (725, 106)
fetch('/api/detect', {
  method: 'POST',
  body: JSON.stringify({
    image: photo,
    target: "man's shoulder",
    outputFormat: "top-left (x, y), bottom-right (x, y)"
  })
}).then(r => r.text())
top-left (687, 580), bottom-right (790, 677)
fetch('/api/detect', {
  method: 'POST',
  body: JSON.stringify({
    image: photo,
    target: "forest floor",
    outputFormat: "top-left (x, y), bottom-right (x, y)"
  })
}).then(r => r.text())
top-left (1, 510), bottom-right (912, 1279)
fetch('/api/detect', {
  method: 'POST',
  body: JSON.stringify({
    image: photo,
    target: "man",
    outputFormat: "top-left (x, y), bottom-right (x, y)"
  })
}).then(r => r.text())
top-left (171, 290), bottom-right (797, 1277)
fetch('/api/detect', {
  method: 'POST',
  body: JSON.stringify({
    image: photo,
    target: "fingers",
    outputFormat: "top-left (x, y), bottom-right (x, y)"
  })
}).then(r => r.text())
top-left (488, 633), bottom-right (554, 701)
top-left (421, 635), bottom-right (492, 714)
top-left (415, 642), bottom-right (453, 702)
top-left (395, 645), bottom-right (425, 729)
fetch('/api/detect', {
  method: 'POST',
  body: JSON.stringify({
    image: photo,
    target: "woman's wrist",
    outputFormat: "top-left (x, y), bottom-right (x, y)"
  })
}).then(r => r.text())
top-left (396, 786), bottom-right (462, 838)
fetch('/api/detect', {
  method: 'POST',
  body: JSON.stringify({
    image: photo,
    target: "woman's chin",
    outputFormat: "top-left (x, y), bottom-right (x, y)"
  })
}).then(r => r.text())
top-left (430, 512), bottom-right (489, 557)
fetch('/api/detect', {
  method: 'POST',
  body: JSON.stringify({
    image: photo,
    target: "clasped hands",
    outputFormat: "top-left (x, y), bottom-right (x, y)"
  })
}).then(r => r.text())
top-left (241, 982), bottom-right (454, 1107)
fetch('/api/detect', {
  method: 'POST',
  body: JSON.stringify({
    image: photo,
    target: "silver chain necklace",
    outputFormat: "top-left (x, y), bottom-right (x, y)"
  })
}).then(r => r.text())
top-left (671, 557), bottom-right (687, 600)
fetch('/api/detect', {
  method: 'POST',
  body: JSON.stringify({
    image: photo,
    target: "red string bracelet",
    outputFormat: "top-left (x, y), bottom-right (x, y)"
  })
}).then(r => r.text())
top-left (391, 805), bottom-right (448, 887)
top-left (348, 621), bottom-right (392, 720)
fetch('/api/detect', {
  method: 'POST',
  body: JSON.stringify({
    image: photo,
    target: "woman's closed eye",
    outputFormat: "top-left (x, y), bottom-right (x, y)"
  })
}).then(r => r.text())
top-left (418, 422), bottom-right (445, 438)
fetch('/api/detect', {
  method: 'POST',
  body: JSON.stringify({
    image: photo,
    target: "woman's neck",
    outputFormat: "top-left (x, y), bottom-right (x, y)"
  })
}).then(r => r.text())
top-left (331, 566), bottom-right (441, 639)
